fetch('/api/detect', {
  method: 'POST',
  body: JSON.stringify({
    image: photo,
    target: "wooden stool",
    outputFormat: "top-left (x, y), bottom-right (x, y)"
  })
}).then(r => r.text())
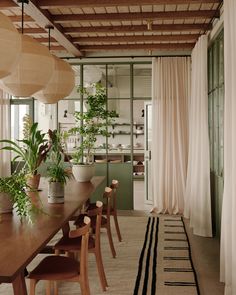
top-left (28, 216), bottom-right (91, 295)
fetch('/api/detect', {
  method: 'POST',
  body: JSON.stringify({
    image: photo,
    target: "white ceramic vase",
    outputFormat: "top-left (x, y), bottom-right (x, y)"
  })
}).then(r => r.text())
top-left (48, 181), bottom-right (64, 204)
top-left (72, 163), bottom-right (95, 182)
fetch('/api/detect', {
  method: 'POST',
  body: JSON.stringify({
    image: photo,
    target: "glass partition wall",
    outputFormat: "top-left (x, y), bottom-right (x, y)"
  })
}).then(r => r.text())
top-left (10, 62), bottom-right (152, 210)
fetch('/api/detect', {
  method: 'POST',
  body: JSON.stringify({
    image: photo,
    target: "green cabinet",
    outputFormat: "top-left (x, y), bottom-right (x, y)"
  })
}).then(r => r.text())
top-left (90, 162), bottom-right (133, 210)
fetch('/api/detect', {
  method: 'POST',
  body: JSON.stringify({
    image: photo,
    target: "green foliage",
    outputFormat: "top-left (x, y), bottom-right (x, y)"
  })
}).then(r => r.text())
top-left (0, 173), bottom-right (33, 218)
top-left (0, 121), bottom-right (50, 176)
top-left (46, 130), bottom-right (71, 183)
top-left (69, 83), bottom-right (119, 164)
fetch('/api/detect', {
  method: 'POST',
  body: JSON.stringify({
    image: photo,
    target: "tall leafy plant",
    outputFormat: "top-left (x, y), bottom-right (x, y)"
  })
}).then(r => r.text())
top-left (46, 130), bottom-right (71, 183)
top-left (0, 116), bottom-right (50, 176)
top-left (69, 83), bottom-right (118, 164)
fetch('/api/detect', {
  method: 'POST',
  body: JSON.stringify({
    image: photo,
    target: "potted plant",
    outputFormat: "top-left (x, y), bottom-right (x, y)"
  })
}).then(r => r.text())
top-left (69, 83), bottom-right (118, 182)
top-left (0, 172), bottom-right (41, 219)
top-left (47, 130), bottom-right (72, 203)
top-left (0, 115), bottom-right (50, 190)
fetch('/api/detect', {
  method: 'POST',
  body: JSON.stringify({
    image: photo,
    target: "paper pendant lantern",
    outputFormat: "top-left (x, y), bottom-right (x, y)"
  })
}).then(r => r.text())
top-left (34, 56), bottom-right (75, 104)
top-left (0, 34), bottom-right (54, 97)
top-left (0, 12), bottom-right (21, 79)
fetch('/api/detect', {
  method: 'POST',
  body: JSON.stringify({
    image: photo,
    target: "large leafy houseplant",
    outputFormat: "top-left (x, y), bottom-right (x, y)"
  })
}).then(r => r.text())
top-left (69, 83), bottom-right (118, 164)
top-left (0, 115), bottom-right (50, 189)
top-left (69, 83), bottom-right (118, 182)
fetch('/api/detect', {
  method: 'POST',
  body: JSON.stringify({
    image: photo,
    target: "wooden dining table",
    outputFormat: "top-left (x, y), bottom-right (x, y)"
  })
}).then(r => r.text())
top-left (0, 176), bottom-right (105, 295)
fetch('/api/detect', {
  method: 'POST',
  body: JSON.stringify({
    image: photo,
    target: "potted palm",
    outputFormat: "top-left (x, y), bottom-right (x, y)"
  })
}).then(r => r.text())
top-left (0, 115), bottom-right (50, 190)
top-left (69, 83), bottom-right (118, 182)
top-left (47, 130), bottom-right (72, 203)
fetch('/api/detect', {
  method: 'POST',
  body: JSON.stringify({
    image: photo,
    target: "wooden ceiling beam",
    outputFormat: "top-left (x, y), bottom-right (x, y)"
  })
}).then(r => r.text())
top-left (0, 0), bottom-right (17, 8)
top-left (17, 27), bottom-right (46, 34)
top-left (73, 34), bottom-right (200, 44)
top-left (79, 43), bottom-right (195, 51)
top-left (33, 37), bottom-right (57, 43)
top-left (38, 0), bottom-right (221, 9)
top-left (9, 15), bottom-right (34, 22)
top-left (49, 45), bottom-right (66, 51)
top-left (53, 10), bottom-right (219, 23)
top-left (11, 0), bottom-right (82, 57)
top-left (64, 23), bottom-right (212, 34)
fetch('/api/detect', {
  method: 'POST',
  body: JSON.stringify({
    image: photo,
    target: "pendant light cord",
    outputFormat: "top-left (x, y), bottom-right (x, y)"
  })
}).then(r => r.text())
top-left (17, 0), bottom-right (29, 34)
top-left (46, 25), bottom-right (54, 51)
top-left (21, 1), bottom-right (24, 34)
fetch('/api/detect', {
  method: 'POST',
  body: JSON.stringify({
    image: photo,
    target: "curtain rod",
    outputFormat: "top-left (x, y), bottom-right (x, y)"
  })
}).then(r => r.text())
top-left (61, 54), bottom-right (191, 60)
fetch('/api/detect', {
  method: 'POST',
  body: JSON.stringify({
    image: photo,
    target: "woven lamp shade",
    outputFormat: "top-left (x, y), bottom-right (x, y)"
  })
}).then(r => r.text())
top-left (34, 56), bottom-right (75, 104)
top-left (0, 12), bottom-right (21, 79)
top-left (0, 34), bottom-right (54, 97)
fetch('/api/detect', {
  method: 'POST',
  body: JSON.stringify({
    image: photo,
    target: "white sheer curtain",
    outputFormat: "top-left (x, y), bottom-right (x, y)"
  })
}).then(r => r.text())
top-left (184, 35), bottom-right (212, 237)
top-left (220, 1), bottom-right (236, 294)
top-left (0, 89), bottom-right (11, 177)
top-left (151, 57), bottom-right (191, 214)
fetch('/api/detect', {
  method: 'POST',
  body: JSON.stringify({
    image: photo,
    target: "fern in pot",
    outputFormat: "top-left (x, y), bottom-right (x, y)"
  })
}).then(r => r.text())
top-left (47, 130), bottom-right (71, 204)
top-left (0, 172), bottom-right (42, 219)
top-left (69, 83), bottom-right (118, 182)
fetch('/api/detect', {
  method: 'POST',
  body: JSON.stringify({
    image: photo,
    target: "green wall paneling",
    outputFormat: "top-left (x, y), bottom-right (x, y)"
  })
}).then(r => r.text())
top-left (108, 163), bottom-right (133, 210)
top-left (89, 163), bottom-right (133, 210)
top-left (89, 163), bottom-right (108, 203)
top-left (208, 30), bottom-right (224, 237)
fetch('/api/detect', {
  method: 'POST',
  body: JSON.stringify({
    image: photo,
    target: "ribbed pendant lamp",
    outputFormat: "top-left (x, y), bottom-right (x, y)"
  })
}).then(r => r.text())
top-left (0, 12), bottom-right (21, 79)
top-left (0, 0), bottom-right (54, 97)
top-left (34, 26), bottom-right (75, 104)
top-left (34, 55), bottom-right (75, 104)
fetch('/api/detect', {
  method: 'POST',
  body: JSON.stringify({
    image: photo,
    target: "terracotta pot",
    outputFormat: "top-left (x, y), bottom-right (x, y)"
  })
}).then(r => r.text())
top-left (0, 192), bottom-right (13, 213)
top-left (26, 174), bottom-right (41, 190)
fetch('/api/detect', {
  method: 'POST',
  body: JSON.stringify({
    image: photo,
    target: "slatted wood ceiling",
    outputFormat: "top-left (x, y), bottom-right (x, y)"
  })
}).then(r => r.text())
top-left (0, 0), bottom-right (223, 57)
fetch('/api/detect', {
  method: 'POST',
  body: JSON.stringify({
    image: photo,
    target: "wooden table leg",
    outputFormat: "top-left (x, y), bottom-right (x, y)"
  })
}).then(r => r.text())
top-left (12, 272), bottom-right (27, 295)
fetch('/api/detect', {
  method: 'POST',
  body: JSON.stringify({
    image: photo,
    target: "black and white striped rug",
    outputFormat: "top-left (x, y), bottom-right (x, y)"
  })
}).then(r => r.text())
top-left (133, 216), bottom-right (200, 295)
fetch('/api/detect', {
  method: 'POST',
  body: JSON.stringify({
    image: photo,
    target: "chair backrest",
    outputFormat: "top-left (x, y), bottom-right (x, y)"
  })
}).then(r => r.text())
top-left (87, 201), bottom-right (103, 249)
top-left (110, 179), bottom-right (119, 210)
top-left (69, 216), bottom-right (91, 280)
top-left (103, 187), bottom-right (113, 218)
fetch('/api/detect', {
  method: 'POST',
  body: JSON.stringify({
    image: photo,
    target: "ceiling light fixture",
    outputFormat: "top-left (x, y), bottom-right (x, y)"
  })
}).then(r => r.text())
top-left (34, 25), bottom-right (75, 104)
top-left (0, 12), bottom-right (21, 79)
top-left (0, 0), bottom-right (54, 97)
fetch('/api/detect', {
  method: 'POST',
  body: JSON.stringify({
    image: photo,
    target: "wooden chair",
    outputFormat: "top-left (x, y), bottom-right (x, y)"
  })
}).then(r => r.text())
top-left (54, 201), bottom-right (108, 291)
top-left (89, 187), bottom-right (116, 258)
top-left (108, 179), bottom-right (122, 242)
top-left (28, 216), bottom-right (91, 295)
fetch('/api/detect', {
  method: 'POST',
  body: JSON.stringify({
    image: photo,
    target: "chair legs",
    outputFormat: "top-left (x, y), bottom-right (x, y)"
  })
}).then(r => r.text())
top-left (106, 224), bottom-right (116, 258)
top-left (80, 276), bottom-right (91, 295)
top-left (94, 249), bottom-right (108, 291)
top-left (113, 214), bottom-right (122, 242)
top-left (30, 279), bottom-right (37, 295)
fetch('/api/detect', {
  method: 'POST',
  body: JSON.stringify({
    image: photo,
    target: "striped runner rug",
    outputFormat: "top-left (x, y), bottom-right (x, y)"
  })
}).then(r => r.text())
top-left (133, 216), bottom-right (200, 295)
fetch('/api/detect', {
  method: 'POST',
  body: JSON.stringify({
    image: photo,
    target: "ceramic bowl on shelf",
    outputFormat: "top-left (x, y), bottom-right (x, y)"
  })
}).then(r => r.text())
top-left (110, 159), bottom-right (121, 163)
top-left (133, 160), bottom-right (138, 166)
top-left (111, 143), bottom-right (120, 148)
top-left (121, 144), bottom-right (131, 149)
top-left (95, 159), bottom-right (107, 163)
top-left (136, 129), bottom-right (144, 134)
